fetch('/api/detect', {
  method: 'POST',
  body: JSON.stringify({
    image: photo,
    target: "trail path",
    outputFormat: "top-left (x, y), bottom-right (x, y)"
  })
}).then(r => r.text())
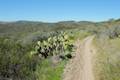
top-left (63, 36), bottom-right (95, 80)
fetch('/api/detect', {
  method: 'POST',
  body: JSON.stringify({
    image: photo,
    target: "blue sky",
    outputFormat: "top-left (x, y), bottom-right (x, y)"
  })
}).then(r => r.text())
top-left (0, 0), bottom-right (120, 22)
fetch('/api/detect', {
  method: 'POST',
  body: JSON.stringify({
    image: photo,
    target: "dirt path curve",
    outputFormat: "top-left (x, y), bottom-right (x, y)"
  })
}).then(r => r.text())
top-left (63, 36), bottom-right (95, 80)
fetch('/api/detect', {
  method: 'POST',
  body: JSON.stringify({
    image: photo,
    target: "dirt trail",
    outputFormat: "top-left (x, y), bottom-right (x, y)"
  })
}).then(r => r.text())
top-left (63, 36), bottom-right (95, 80)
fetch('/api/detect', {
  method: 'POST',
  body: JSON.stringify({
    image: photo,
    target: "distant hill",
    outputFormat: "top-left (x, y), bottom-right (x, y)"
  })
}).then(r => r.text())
top-left (0, 19), bottom-right (120, 40)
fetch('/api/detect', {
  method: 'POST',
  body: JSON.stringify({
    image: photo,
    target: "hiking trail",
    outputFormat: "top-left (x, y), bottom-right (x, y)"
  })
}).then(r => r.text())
top-left (63, 36), bottom-right (95, 80)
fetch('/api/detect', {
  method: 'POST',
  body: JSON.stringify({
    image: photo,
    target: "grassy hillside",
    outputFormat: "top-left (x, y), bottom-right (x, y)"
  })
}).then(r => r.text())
top-left (94, 38), bottom-right (120, 80)
top-left (0, 19), bottom-right (120, 80)
top-left (93, 24), bottom-right (120, 80)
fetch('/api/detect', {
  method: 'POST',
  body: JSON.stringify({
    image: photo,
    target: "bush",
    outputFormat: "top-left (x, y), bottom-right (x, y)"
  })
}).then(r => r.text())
top-left (107, 26), bottom-right (120, 39)
top-left (0, 37), bottom-right (40, 80)
top-left (31, 32), bottom-right (74, 59)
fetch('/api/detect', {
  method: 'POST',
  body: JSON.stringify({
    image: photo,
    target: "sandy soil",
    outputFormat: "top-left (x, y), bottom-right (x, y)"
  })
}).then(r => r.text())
top-left (63, 36), bottom-right (95, 80)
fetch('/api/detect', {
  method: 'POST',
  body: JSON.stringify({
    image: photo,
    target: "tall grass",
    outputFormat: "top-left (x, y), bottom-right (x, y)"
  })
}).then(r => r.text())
top-left (93, 37), bottom-right (120, 80)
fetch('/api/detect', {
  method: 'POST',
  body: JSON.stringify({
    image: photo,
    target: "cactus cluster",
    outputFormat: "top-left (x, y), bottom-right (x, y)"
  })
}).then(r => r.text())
top-left (31, 32), bottom-right (74, 58)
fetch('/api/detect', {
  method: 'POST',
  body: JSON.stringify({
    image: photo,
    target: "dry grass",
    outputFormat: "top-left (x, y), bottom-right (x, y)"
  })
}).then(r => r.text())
top-left (93, 37), bottom-right (120, 80)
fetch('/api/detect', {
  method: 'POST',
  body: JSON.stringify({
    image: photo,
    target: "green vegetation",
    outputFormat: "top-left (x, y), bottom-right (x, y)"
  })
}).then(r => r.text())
top-left (94, 27), bottom-right (120, 80)
top-left (1, 19), bottom-right (120, 80)
top-left (35, 59), bottom-right (66, 80)
top-left (31, 32), bottom-right (74, 59)
top-left (0, 37), bottom-right (39, 80)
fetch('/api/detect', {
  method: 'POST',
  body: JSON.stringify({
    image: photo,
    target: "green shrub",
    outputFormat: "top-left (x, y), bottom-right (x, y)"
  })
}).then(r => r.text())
top-left (0, 37), bottom-right (40, 80)
top-left (31, 32), bottom-right (74, 59)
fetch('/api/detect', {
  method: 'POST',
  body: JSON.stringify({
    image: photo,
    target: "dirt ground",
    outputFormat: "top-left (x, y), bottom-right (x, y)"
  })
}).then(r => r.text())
top-left (63, 36), bottom-right (95, 80)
